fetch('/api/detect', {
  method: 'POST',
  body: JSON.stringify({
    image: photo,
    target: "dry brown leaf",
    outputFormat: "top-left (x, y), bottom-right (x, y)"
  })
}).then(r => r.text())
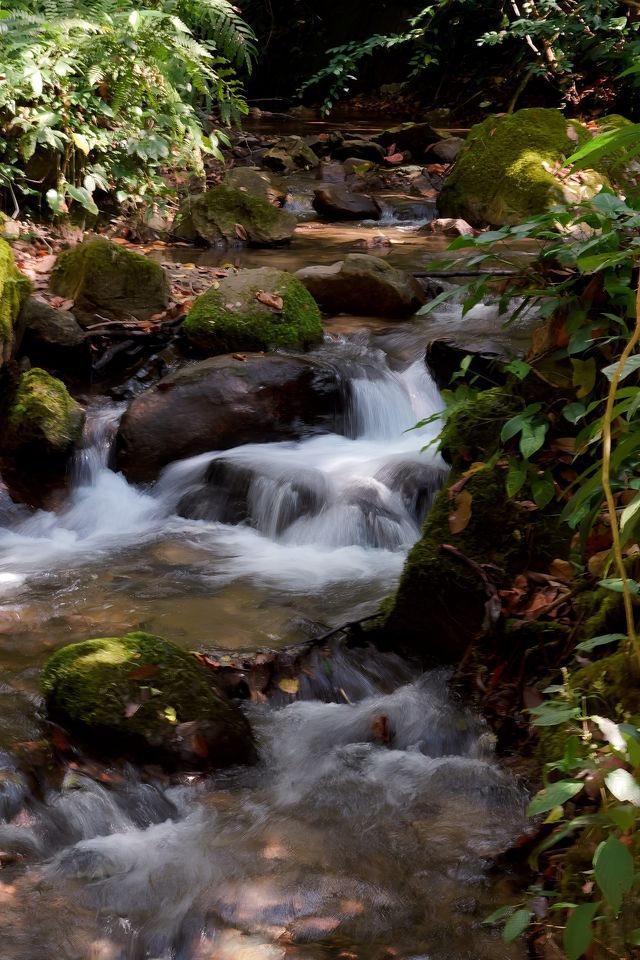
top-left (255, 290), bottom-right (284, 310)
top-left (125, 702), bottom-right (141, 718)
top-left (128, 663), bottom-right (160, 680)
top-left (191, 734), bottom-right (209, 758)
top-left (234, 222), bottom-right (248, 240)
top-left (588, 549), bottom-right (610, 578)
top-left (372, 714), bottom-right (390, 745)
top-left (384, 153), bottom-right (404, 165)
top-left (448, 489), bottom-right (472, 534)
top-left (549, 558), bottom-right (573, 582)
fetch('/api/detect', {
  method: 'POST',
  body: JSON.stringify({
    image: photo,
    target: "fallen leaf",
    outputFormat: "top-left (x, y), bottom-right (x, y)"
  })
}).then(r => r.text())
top-left (234, 223), bottom-right (248, 240)
top-left (125, 702), bottom-right (141, 718)
top-left (448, 488), bottom-right (472, 533)
top-left (32, 254), bottom-right (57, 273)
top-left (128, 663), bottom-right (160, 680)
top-left (50, 728), bottom-right (70, 751)
top-left (191, 734), bottom-right (209, 758)
top-left (60, 299), bottom-right (74, 310)
top-left (232, 353), bottom-right (247, 361)
top-left (278, 677), bottom-right (299, 695)
top-left (567, 124), bottom-right (579, 142)
top-left (549, 558), bottom-right (573, 582)
top-left (588, 549), bottom-right (611, 578)
top-left (255, 290), bottom-right (284, 310)
top-left (384, 153), bottom-right (404, 165)
top-left (372, 714), bottom-right (390, 744)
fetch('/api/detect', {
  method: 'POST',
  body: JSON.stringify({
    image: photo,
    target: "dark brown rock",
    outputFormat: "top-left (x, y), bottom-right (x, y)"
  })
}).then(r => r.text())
top-left (295, 255), bottom-right (426, 318)
top-left (115, 353), bottom-right (344, 483)
top-left (312, 184), bottom-right (382, 221)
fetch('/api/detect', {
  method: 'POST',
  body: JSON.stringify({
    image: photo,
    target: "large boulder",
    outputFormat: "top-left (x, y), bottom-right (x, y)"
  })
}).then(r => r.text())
top-left (18, 297), bottom-right (89, 378)
top-left (182, 267), bottom-right (323, 355)
top-left (261, 136), bottom-right (320, 173)
top-left (223, 167), bottom-right (288, 206)
top-left (115, 353), bottom-right (343, 483)
top-left (0, 239), bottom-right (31, 365)
top-left (312, 184), bottom-right (382, 221)
top-left (49, 238), bottom-right (169, 327)
top-left (373, 122), bottom-right (445, 159)
top-left (295, 255), bottom-right (427, 318)
top-left (172, 185), bottom-right (297, 245)
top-left (41, 632), bottom-right (256, 770)
top-left (438, 108), bottom-right (605, 227)
top-left (332, 140), bottom-right (385, 164)
top-left (0, 367), bottom-right (84, 461)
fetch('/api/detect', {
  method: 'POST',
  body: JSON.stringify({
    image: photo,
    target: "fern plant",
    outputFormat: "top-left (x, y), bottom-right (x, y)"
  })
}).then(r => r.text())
top-left (0, 0), bottom-right (256, 215)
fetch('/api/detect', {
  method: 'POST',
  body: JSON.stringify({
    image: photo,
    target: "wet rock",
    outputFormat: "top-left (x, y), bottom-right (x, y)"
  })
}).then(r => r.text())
top-left (374, 459), bottom-right (449, 525)
top-left (115, 353), bottom-right (343, 483)
top-left (438, 108), bottom-right (606, 228)
top-left (224, 167), bottom-right (288, 206)
top-left (18, 297), bottom-right (90, 378)
top-left (333, 140), bottom-right (385, 164)
top-left (172, 185), bottom-right (297, 246)
top-left (374, 122), bottom-right (445, 159)
top-left (0, 239), bottom-right (31, 366)
top-left (41, 632), bottom-right (256, 770)
top-left (0, 367), bottom-right (84, 460)
top-left (316, 161), bottom-right (347, 182)
top-left (422, 217), bottom-right (475, 237)
top-left (182, 267), bottom-right (323, 355)
top-left (312, 184), bottom-right (382, 221)
top-left (429, 136), bottom-right (464, 164)
top-left (295, 254), bottom-right (426, 318)
top-left (425, 338), bottom-right (509, 392)
top-left (261, 136), bottom-right (320, 173)
top-left (49, 238), bottom-right (169, 327)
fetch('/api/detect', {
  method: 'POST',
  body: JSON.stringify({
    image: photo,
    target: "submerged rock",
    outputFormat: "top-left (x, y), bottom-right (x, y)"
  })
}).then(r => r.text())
top-left (115, 353), bottom-right (343, 483)
top-left (295, 254), bottom-right (426, 318)
top-left (172, 185), bottom-right (297, 245)
top-left (312, 184), bottom-right (382, 221)
top-left (0, 239), bottom-right (31, 365)
top-left (438, 108), bottom-right (605, 227)
top-left (41, 632), bottom-right (256, 769)
top-left (49, 238), bottom-right (169, 327)
top-left (182, 267), bottom-right (323, 355)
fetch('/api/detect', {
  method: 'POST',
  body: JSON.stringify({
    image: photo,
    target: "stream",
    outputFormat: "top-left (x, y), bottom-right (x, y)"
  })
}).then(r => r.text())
top-left (0, 157), bottom-right (530, 959)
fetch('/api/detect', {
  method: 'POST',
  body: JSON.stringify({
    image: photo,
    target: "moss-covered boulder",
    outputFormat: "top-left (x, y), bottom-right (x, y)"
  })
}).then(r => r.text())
top-left (224, 167), bottom-right (288, 206)
top-left (438, 108), bottom-right (606, 228)
top-left (50, 238), bottom-right (169, 327)
top-left (172, 185), bottom-right (297, 246)
top-left (379, 386), bottom-right (567, 662)
top-left (1, 367), bottom-right (84, 460)
top-left (0, 239), bottom-right (31, 365)
top-left (182, 267), bottom-right (323, 355)
top-left (261, 136), bottom-right (320, 174)
top-left (41, 632), bottom-right (256, 769)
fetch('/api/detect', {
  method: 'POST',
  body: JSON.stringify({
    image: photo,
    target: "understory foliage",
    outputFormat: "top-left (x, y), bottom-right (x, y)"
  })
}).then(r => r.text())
top-left (418, 129), bottom-right (640, 955)
top-left (0, 0), bottom-right (256, 215)
top-left (299, 0), bottom-right (640, 115)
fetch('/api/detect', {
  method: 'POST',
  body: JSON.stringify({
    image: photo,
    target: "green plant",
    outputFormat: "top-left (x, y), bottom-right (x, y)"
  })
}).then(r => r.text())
top-left (0, 0), bottom-right (255, 216)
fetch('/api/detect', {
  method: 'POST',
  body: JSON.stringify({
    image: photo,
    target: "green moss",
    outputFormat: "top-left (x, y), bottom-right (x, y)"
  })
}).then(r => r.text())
top-left (440, 386), bottom-right (521, 466)
top-left (438, 108), bottom-right (603, 227)
top-left (0, 238), bottom-right (31, 348)
top-left (183, 268), bottom-right (323, 354)
top-left (5, 367), bottom-right (84, 452)
top-left (174, 185), bottom-right (297, 245)
top-left (571, 652), bottom-right (640, 718)
top-left (41, 632), bottom-right (242, 733)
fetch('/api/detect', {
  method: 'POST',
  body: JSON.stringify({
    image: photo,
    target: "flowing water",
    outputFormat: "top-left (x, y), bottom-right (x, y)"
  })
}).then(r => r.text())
top-left (0, 170), bottom-right (532, 958)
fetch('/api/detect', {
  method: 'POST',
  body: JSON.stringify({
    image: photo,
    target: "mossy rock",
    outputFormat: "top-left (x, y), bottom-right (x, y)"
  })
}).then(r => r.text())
top-left (1, 367), bottom-right (84, 457)
top-left (0, 239), bottom-right (31, 364)
top-left (183, 267), bottom-right (323, 355)
top-left (438, 108), bottom-right (606, 228)
top-left (50, 238), bottom-right (169, 327)
top-left (172, 185), bottom-right (297, 246)
top-left (379, 384), bottom-right (567, 662)
top-left (41, 632), bottom-right (256, 769)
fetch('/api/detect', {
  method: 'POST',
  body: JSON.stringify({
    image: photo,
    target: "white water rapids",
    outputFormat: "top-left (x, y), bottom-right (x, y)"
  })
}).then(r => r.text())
top-left (0, 326), bottom-right (527, 959)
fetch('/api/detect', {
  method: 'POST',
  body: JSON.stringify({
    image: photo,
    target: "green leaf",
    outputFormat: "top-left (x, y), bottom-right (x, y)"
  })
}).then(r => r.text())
top-left (530, 701), bottom-right (580, 727)
top-left (72, 132), bottom-right (91, 155)
top-left (607, 805), bottom-right (637, 833)
top-left (577, 251), bottom-right (631, 273)
top-left (605, 769), bottom-right (640, 807)
top-left (563, 902), bottom-right (598, 960)
top-left (519, 419), bottom-right (548, 459)
top-left (30, 69), bottom-right (43, 97)
top-left (506, 457), bottom-right (527, 497)
top-left (575, 633), bottom-right (626, 652)
top-left (571, 358), bottom-right (596, 398)
top-left (601, 354), bottom-right (640, 382)
top-left (527, 780), bottom-right (583, 817)
top-left (416, 286), bottom-right (463, 315)
top-left (66, 185), bottom-right (99, 215)
top-left (626, 928), bottom-right (640, 946)
top-left (530, 471), bottom-right (555, 509)
top-left (483, 904), bottom-right (517, 924)
top-left (594, 835), bottom-right (634, 914)
top-left (503, 908), bottom-right (531, 942)
top-left (599, 578), bottom-right (640, 596)
top-left (505, 359), bottom-right (532, 380)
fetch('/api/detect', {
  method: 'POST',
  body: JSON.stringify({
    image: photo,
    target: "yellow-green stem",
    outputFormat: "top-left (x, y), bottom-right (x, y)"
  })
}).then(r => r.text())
top-left (601, 278), bottom-right (640, 668)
